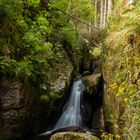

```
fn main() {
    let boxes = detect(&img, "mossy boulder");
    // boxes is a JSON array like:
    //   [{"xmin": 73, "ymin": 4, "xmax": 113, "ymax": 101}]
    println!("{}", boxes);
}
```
[
  {"xmin": 82, "ymin": 73, "xmax": 102, "ymax": 94},
  {"xmin": 50, "ymin": 132, "xmax": 99, "ymax": 140}
]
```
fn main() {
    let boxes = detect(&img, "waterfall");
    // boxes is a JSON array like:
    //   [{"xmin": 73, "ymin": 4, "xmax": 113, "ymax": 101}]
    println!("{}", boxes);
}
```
[
  {"xmin": 55, "ymin": 80, "xmax": 85, "ymax": 129},
  {"xmin": 39, "ymin": 80, "xmax": 85, "ymax": 136}
]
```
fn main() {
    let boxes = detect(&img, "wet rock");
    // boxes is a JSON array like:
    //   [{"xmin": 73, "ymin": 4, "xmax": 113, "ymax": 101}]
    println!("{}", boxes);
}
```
[
  {"xmin": 40, "ymin": 126, "xmax": 86, "ymax": 137},
  {"xmin": 91, "ymin": 106, "xmax": 105, "ymax": 134},
  {"xmin": 50, "ymin": 132, "xmax": 99, "ymax": 140}
]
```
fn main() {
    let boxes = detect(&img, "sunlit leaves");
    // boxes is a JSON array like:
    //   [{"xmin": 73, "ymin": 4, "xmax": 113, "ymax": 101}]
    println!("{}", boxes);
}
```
[
  {"xmin": 49, "ymin": 0, "xmax": 94, "ymax": 29},
  {"xmin": 35, "ymin": 42, "xmax": 53, "ymax": 52},
  {"xmin": 26, "ymin": 0, "xmax": 40, "ymax": 7},
  {"xmin": 90, "ymin": 46, "xmax": 102, "ymax": 58},
  {"xmin": 37, "ymin": 15, "xmax": 52, "ymax": 35},
  {"xmin": 110, "ymin": 83, "xmax": 118, "ymax": 89},
  {"xmin": 17, "ymin": 61, "xmax": 33, "ymax": 77},
  {"xmin": 37, "ymin": 16, "xmax": 49, "ymax": 26}
]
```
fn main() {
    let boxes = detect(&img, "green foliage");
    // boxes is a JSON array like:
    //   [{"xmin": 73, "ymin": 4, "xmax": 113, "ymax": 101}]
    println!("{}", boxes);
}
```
[
  {"xmin": 86, "ymin": 29, "xmax": 106, "ymax": 59},
  {"xmin": 26, "ymin": 0, "xmax": 40, "ymax": 7},
  {"xmin": 0, "ymin": 0, "xmax": 54, "ymax": 105},
  {"xmin": 90, "ymin": 45, "xmax": 102, "ymax": 58},
  {"xmin": 59, "ymin": 26, "xmax": 78, "ymax": 49},
  {"xmin": 0, "ymin": 0, "xmax": 22, "ymax": 18},
  {"xmin": 16, "ymin": 17, "xmax": 29, "ymax": 32},
  {"xmin": 48, "ymin": 0, "xmax": 93, "ymax": 30},
  {"xmin": 0, "ymin": 0, "xmax": 94, "ymax": 107},
  {"xmin": 0, "ymin": 57, "xmax": 17, "ymax": 77},
  {"xmin": 40, "ymin": 95, "xmax": 49, "ymax": 103}
]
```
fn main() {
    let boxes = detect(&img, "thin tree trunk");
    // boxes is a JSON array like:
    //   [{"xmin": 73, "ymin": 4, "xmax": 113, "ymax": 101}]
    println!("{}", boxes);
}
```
[
  {"xmin": 103, "ymin": 0, "xmax": 107, "ymax": 27},
  {"xmin": 108, "ymin": 0, "xmax": 112, "ymax": 15},
  {"xmin": 94, "ymin": 0, "xmax": 98, "ymax": 27},
  {"xmin": 100, "ymin": 0, "xmax": 104, "ymax": 28}
]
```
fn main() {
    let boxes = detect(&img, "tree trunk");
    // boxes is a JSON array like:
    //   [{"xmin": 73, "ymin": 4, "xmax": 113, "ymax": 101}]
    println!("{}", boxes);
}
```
[
  {"xmin": 100, "ymin": 0, "xmax": 104, "ymax": 28},
  {"xmin": 103, "ymin": 0, "xmax": 107, "ymax": 27},
  {"xmin": 40, "ymin": 0, "xmax": 49, "ymax": 7},
  {"xmin": 108, "ymin": 0, "xmax": 112, "ymax": 16},
  {"xmin": 94, "ymin": 0, "xmax": 98, "ymax": 27}
]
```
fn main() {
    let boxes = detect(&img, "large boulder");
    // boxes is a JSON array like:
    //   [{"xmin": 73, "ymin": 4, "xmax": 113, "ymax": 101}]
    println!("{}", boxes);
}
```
[
  {"xmin": 82, "ymin": 73, "xmax": 102, "ymax": 94},
  {"xmin": 50, "ymin": 132, "xmax": 99, "ymax": 140}
]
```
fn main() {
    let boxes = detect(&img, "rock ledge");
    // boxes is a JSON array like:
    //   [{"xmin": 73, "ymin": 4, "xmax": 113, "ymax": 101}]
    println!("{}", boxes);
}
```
[{"xmin": 50, "ymin": 132, "xmax": 99, "ymax": 140}]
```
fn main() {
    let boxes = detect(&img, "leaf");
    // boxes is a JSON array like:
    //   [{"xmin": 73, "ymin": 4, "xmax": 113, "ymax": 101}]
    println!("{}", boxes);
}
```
[{"xmin": 40, "ymin": 95, "xmax": 49, "ymax": 103}]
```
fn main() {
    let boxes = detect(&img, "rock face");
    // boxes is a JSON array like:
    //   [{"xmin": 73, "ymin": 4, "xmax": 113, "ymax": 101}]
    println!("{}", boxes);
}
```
[
  {"xmin": 0, "ymin": 79, "xmax": 25, "ymax": 139},
  {"xmin": 0, "ymin": 55, "xmax": 74, "ymax": 139},
  {"xmin": 91, "ymin": 106, "xmax": 105, "ymax": 134},
  {"xmin": 50, "ymin": 132, "xmax": 99, "ymax": 140},
  {"xmin": 81, "ymin": 73, "xmax": 104, "ymax": 135}
]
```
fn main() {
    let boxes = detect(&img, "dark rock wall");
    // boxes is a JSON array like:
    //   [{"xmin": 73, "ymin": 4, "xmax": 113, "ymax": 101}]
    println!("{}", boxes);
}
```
[
  {"xmin": 81, "ymin": 73, "xmax": 105, "ymax": 134},
  {"xmin": 0, "ymin": 79, "xmax": 27, "ymax": 139}
]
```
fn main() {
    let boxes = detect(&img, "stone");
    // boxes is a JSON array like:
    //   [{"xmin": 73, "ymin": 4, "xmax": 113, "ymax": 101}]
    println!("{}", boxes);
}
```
[
  {"xmin": 52, "ymin": 126, "xmax": 86, "ymax": 134},
  {"xmin": 50, "ymin": 132, "xmax": 99, "ymax": 140},
  {"xmin": 0, "ymin": 79, "xmax": 25, "ymax": 139},
  {"xmin": 0, "ymin": 81, "xmax": 23, "ymax": 110},
  {"xmin": 82, "ymin": 73, "xmax": 102, "ymax": 94},
  {"xmin": 91, "ymin": 106, "xmax": 105, "ymax": 134}
]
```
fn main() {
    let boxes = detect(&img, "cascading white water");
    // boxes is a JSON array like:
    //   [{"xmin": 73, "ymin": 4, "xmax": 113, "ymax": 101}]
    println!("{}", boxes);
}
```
[
  {"xmin": 55, "ymin": 80, "xmax": 85, "ymax": 129},
  {"xmin": 40, "ymin": 80, "xmax": 85, "ymax": 136}
]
